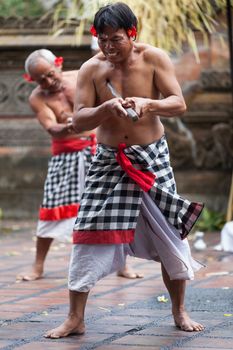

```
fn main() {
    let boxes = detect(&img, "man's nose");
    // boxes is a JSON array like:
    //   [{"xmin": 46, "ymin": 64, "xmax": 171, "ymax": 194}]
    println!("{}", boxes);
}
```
[
  {"xmin": 45, "ymin": 77, "xmax": 53, "ymax": 86},
  {"xmin": 105, "ymin": 40, "xmax": 114, "ymax": 49}
]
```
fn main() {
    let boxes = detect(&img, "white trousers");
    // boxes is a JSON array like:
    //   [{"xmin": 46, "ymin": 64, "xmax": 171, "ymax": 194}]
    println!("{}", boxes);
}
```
[{"xmin": 68, "ymin": 192, "xmax": 204, "ymax": 292}]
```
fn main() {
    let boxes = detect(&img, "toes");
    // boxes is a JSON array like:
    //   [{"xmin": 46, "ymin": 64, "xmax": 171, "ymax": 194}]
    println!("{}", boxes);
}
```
[
  {"xmin": 16, "ymin": 273, "xmax": 42, "ymax": 281},
  {"xmin": 175, "ymin": 320, "xmax": 204, "ymax": 332},
  {"xmin": 44, "ymin": 333, "xmax": 51, "ymax": 338},
  {"xmin": 184, "ymin": 324, "xmax": 204, "ymax": 332},
  {"xmin": 44, "ymin": 331, "xmax": 61, "ymax": 339},
  {"xmin": 117, "ymin": 272, "xmax": 144, "ymax": 279},
  {"xmin": 22, "ymin": 276, "xmax": 33, "ymax": 281},
  {"xmin": 193, "ymin": 324, "xmax": 205, "ymax": 332}
]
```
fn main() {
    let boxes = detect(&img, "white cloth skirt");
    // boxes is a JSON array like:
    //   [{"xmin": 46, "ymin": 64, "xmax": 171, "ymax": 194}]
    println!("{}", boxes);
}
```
[
  {"xmin": 68, "ymin": 192, "xmax": 204, "ymax": 292},
  {"xmin": 36, "ymin": 217, "xmax": 76, "ymax": 243}
]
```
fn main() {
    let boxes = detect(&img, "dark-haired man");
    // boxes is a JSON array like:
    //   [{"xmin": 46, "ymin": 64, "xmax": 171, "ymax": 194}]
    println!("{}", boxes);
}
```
[{"xmin": 45, "ymin": 2, "xmax": 204, "ymax": 338}]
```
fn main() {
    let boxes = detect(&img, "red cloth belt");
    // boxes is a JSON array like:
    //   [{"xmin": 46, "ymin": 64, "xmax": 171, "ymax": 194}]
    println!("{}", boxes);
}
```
[
  {"xmin": 73, "ymin": 229, "xmax": 134, "ymax": 244},
  {"xmin": 116, "ymin": 143, "xmax": 156, "ymax": 192},
  {"xmin": 52, "ymin": 134, "xmax": 96, "ymax": 156}
]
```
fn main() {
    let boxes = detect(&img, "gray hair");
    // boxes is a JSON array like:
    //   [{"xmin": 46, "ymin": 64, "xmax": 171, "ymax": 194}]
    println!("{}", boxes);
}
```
[{"xmin": 25, "ymin": 49, "xmax": 56, "ymax": 74}]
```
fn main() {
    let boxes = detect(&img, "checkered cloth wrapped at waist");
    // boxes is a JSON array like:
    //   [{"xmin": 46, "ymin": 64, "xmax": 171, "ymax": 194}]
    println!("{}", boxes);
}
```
[
  {"xmin": 73, "ymin": 135, "xmax": 204, "ymax": 243},
  {"xmin": 39, "ymin": 135, "xmax": 96, "ymax": 221}
]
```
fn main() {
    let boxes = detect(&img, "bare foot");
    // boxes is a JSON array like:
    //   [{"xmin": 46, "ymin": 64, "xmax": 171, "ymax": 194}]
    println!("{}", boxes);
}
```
[
  {"xmin": 16, "ymin": 264, "xmax": 43, "ymax": 281},
  {"xmin": 44, "ymin": 317, "xmax": 85, "ymax": 339},
  {"xmin": 117, "ymin": 267, "xmax": 144, "ymax": 279},
  {"xmin": 173, "ymin": 311, "xmax": 204, "ymax": 332}
]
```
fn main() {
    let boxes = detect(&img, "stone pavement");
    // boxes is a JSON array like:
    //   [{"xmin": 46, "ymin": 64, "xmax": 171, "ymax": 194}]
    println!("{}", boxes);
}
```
[{"xmin": 0, "ymin": 221, "xmax": 233, "ymax": 350}]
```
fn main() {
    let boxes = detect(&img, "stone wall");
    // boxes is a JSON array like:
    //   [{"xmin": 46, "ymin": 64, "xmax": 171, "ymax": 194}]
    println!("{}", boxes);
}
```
[{"xmin": 163, "ymin": 70, "xmax": 232, "ymax": 212}]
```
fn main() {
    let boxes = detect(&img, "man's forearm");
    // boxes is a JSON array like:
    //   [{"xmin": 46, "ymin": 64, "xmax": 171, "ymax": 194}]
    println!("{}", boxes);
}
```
[
  {"xmin": 145, "ymin": 95, "xmax": 186, "ymax": 117},
  {"xmin": 72, "ymin": 105, "xmax": 109, "ymax": 133},
  {"xmin": 47, "ymin": 124, "xmax": 71, "ymax": 138}
]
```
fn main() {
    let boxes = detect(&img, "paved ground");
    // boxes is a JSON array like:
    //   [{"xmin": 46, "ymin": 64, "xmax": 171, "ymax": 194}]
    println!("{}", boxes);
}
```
[{"xmin": 0, "ymin": 220, "xmax": 233, "ymax": 350}]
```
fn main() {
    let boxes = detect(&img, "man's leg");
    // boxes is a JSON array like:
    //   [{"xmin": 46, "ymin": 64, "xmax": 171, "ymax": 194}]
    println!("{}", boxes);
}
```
[
  {"xmin": 45, "ymin": 290, "xmax": 89, "ymax": 338},
  {"xmin": 161, "ymin": 264, "xmax": 204, "ymax": 331},
  {"xmin": 17, "ymin": 237, "xmax": 53, "ymax": 281}
]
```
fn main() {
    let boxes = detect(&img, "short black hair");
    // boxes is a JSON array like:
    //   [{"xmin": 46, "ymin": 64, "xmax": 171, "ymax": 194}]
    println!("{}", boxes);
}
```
[{"xmin": 93, "ymin": 2, "xmax": 137, "ymax": 34}]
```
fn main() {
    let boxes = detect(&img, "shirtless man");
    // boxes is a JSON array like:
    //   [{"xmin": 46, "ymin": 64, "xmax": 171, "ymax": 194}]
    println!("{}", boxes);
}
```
[
  {"xmin": 17, "ymin": 49, "xmax": 95, "ymax": 281},
  {"xmin": 17, "ymin": 48, "xmax": 138, "ymax": 281},
  {"xmin": 45, "ymin": 2, "xmax": 204, "ymax": 338}
]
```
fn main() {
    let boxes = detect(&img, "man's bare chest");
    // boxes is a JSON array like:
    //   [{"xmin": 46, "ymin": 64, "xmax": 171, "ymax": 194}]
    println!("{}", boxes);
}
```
[
  {"xmin": 46, "ymin": 91, "xmax": 73, "ymax": 110},
  {"xmin": 97, "ymin": 65, "xmax": 154, "ymax": 100}
]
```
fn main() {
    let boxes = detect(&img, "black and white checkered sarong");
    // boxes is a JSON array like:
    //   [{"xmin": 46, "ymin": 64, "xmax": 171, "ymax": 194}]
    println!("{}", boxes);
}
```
[
  {"xmin": 73, "ymin": 135, "xmax": 203, "ymax": 243},
  {"xmin": 41, "ymin": 147, "xmax": 93, "ymax": 209}
]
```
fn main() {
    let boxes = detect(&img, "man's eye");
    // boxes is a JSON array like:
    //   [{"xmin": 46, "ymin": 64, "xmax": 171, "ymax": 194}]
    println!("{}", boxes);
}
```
[{"xmin": 112, "ymin": 38, "xmax": 123, "ymax": 43}]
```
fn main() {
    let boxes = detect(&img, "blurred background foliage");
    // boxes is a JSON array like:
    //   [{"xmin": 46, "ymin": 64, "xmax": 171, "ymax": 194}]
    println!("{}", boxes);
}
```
[
  {"xmin": 0, "ymin": 0, "xmax": 230, "ymax": 59},
  {"xmin": 49, "ymin": 0, "xmax": 229, "ymax": 58},
  {"xmin": 0, "ymin": 0, "xmax": 46, "ymax": 17},
  {"xmin": 195, "ymin": 207, "xmax": 226, "ymax": 232}
]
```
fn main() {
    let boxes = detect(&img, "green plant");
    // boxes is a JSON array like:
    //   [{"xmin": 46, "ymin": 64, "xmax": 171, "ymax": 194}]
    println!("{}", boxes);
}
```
[
  {"xmin": 195, "ymin": 207, "xmax": 226, "ymax": 232},
  {"xmin": 0, "ymin": 0, "xmax": 46, "ymax": 18}
]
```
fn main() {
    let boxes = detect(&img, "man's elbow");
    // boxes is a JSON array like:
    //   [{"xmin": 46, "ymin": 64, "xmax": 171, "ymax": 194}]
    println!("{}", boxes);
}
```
[
  {"xmin": 72, "ymin": 120, "xmax": 86, "ymax": 134},
  {"xmin": 178, "ymin": 99, "xmax": 187, "ymax": 115},
  {"xmin": 72, "ymin": 113, "xmax": 85, "ymax": 133}
]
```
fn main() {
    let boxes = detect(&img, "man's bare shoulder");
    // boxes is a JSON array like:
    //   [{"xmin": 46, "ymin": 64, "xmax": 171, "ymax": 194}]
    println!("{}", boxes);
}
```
[
  {"xmin": 29, "ymin": 85, "xmax": 52, "ymax": 113},
  {"xmin": 63, "ymin": 70, "xmax": 79, "ymax": 79},
  {"xmin": 29, "ymin": 86, "xmax": 44, "ymax": 105},
  {"xmin": 136, "ymin": 43, "xmax": 170, "ymax": 64},
  {"xmin": 62, "ymin": 70, "xmax": 79, "ymax": 86},
  {"xmin": 79, "ymin": 54, "xmax": 106, "ymax": 75}
]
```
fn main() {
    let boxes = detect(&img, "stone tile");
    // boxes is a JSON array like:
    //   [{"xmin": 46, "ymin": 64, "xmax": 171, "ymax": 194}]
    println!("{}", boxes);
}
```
[
  {"xmin": 94, "ymin": 315, "xmax": 154, "ymax": 327},
  {"xmin": 137, "ymin": 325, "xmax": 195, "ymax": 338},
  {"xmin": 1, "ymin": 222, "xmax": 233, "ymax": 350},
  {"xmin": 197, "ymin": 275, "xmax": 233, "ymax": 288},
  {"xmin": 0, "ymin": 322, "xmax": 50, "ymax": 340},
  {"xmin": 186, "ymin": 337, "xmax": 233, "ymax": 348},
  {"xmin": 112, "ymin": 334, "xmax": 180, "ymax": 347},
  {"xmin": 0, "ymin": 340, "xmax": 14, "ymax": 347},
  {"xmin": 17, "ymin": 342, "xmax": 84, "ymax": 350},
  {"xmin": 209, "ymin": 327, "xmax": 233, "ymax": 338},
  {"xmin": 100, "ymin": 346, "xmax": 160, "ymax": 350}
]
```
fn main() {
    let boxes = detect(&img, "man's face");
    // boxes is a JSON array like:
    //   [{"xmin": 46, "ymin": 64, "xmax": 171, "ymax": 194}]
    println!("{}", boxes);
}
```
[
  {"xmin": 98, "ymin": 27, "xmax": 132, "ymax": 63},
  {"xmin": 30, "ymin": 59, "xmax": 62, "ymax": 93}
]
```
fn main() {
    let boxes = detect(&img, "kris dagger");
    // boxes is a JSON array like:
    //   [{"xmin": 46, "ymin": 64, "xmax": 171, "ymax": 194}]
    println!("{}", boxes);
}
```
[{"xmin": 106, "ymin": 79, "xmax": 139, "ymax": 122}]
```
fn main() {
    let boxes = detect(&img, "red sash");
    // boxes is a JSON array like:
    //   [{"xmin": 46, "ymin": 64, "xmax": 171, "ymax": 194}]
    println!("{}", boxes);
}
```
[
  {"xmin": 116, "ymin": 143, "xmax": 156, "ymax": 192},
  {"xmin": 52, "ymin": 134, "xmax": 96, "ymax": 156}
]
